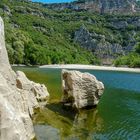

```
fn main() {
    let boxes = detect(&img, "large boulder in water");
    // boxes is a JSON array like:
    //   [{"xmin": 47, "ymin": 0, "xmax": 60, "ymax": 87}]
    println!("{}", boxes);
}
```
[
  {"xmin": 0, "ymin": 16, "xmax": 49, "ymax": 140},
  {"xmin": 61, "ymin": 69, "xmax": 104, "ymax": 109},
  {"xmin": 16, "ymin": 71, "xmax": 49, "ymax": 115}
]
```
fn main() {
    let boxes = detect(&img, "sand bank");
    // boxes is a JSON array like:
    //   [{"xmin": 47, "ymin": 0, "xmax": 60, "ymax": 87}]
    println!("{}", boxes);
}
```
[{"xmin": 40, "ymin": 64, "xmax": 140, "ymax": 73}]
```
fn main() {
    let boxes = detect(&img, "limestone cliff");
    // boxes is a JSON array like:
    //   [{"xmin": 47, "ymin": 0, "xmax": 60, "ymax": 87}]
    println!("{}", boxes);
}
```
[
  {"xmin": 0, "ymin": 17, "xmax": 49, "ymax": 140},
  {"xmin": 74, "ymin": 25, "xmax": 125, "ymax": 65},
  {"xmin": 44, "ymin": 0, "xmax": 138, "ymax": 14}
]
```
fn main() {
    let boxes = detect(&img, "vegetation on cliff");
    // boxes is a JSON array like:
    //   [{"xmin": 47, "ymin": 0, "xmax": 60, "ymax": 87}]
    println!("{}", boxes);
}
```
[
  {"xmin": 0, "ymin": 0, "xmax": 140, "ymax": 67},
  {"xmin": 0, "ymin": 0, "xmax": 99, "ymax": 65}
]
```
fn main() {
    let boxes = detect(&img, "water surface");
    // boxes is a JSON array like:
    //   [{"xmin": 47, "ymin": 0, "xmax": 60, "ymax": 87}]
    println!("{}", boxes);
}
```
[{"xmin": 13, "ymin": 67, "xmax": 140, "ymax": 140}]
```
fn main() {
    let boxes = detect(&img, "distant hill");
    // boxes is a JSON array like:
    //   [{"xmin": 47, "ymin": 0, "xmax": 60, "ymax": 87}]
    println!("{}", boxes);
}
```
[
  {"xmin": 44, "ymin": 0, "xmax": 139, "ymax": 14},
  {"xmin": 0, "ymin": 0, "xmax": 140, "ymax": 67}
]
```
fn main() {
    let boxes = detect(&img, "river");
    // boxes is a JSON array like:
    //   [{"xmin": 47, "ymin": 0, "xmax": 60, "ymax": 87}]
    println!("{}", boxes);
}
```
[{"xmin": 13, "ymin": 67, "xmax": 140, "ymax": 140}]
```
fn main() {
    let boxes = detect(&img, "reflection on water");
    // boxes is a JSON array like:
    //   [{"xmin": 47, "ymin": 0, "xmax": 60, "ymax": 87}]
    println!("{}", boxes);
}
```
[
  {"xmin": 13, "ymin": 67, "xmax": 140, "ymax": 140},
  {"xmin": 34, "ymin": 104, "xmax": 104, "ymax": 140},
  {"xmin": 69, "ymin": 109, "xmax": 104, "ymax": 140}
]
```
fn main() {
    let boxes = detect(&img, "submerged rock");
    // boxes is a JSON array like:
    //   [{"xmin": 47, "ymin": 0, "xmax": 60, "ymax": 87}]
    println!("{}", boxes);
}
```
[
  {"xmin": 0, "ymin": 16, "xmax": 49, "ymax": 140},
  {"xmin": 61, "ymin": 69, "xmax": 104, "ymax": 109}
]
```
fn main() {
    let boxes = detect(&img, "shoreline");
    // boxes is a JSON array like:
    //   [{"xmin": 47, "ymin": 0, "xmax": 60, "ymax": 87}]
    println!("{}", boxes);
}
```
[{"xmin": 39, "ymin": 64, "xmax": 140, "ymax": 73}]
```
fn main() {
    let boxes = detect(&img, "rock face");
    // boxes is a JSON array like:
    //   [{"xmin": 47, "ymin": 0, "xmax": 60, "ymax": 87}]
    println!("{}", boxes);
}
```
[
  {"xmin": 16, "ymin": 71, "xmax": 49, "ymax": 115},
  {"xmin": 44, "ymin": 0, "xmax": 138, "ymax": 14},
  {"xmin": 0, "ymin": 17, "xmax": 49, "ymax": 140},
  {"xmin": 61, "ymin": 69, "xmax": 104, "ymax": 109},
  {"xmin": 74, "ymin": 25, "xmax": 97, "ymax": 52},
  {"xmin": 74, "ymin": 25, "xmax": 125, "ymax": 65},
  {"xmin": 3, "ymin": 4, "xmax": 11, "ymax": 16}
]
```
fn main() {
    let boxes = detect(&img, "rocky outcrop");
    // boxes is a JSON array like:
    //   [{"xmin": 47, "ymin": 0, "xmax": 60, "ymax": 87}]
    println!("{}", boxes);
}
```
[
  {"xmin": 14, "ymin": 6, "xmax": 44, "ymax": 17},
  {"xmin": 74, "ymin": 25, "xmax": 98, "ymax": 52},
  {"xmin": 2, "ymin": 4, "xmax": 11, "ymax": 16},
  {"xmin": 95, "ymin": 40, "xmax": 124, "ymax": 65},
  {"xmin": 0, "ymin": 17, "xmax": 49, "ymax": 140},
  {"xmin": 44, "ymin": 0, "xmax": 138, "ymax": 14},
  {"xmin": 61, "ymin": 69, "xmax": 104, "ymax": 109},
  {"xmin": 0, "ymin": 73, "xmax": 35, "ymax": 140},
  {"xmin": 99, "ymin": 0, "xmax": 136, "ymax": 14},
  {"xmin": 74, "ymin": 25, "xmax": 125, "ymax": 65},
  {"xmin": 16, "ymin": 71, "xmax": 49, "ymax": 115}
]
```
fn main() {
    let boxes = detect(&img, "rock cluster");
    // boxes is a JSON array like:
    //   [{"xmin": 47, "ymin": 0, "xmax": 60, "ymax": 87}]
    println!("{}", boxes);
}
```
[
  {"xmin": 61, "ymin": 69, "xmax": 104, "ymax": 109},
  {"xmin": 0, "ymin": 17, "xmax": 49, "ymax": 140}
]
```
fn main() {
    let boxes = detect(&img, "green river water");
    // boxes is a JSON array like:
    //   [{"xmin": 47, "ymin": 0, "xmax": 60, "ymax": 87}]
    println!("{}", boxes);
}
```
[{"xmin": 13, "ymin": 67, "xmax": 140, "ymax": 140}]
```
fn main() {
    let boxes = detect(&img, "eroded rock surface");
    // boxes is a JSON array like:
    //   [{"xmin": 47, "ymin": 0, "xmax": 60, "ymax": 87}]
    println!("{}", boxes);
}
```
[
  {"xmin": 74, "ymin": 25, "xmax": 125, "ymax": 65},
  {"xmin": 44, "ymin": 0, "xmax": 137, "ymax": 14},
  {"xmin": 61, "ymin": 69, "xmax": 104, "ymax": 109},
  {"xmin": 0, "ymin": 17, "xmax": 49, "ymax": 140},
  {"xmin": 16, "ymin": 71, "xmax": 49, "ymax": 115}
]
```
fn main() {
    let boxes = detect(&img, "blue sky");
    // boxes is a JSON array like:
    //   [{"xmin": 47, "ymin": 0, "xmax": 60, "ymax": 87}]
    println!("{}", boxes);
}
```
[{"xmin": 32, "ymin": 0, "xmax": 75, "ymax": 3}]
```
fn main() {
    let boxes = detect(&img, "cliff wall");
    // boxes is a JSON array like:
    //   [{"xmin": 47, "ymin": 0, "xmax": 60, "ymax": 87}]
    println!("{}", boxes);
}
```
[{"xmin": 0, "ymin": 17, "xmax": 49, "ymax": 140}]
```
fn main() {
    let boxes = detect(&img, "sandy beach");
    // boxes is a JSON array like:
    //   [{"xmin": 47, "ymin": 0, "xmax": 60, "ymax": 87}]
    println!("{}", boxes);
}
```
[{"xmin": 39, "ymin": 64, "xmax": 140, "ymax": 73}]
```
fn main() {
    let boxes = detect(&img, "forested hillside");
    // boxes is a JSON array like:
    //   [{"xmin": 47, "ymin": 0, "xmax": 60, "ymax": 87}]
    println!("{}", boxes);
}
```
[
  {"xmin": 0, "ymin": 0, "xmax": 140, "ymax": 67},
  {"xmin": 0, "ymin": 0, "xmax": 99, "ymax": 65}
]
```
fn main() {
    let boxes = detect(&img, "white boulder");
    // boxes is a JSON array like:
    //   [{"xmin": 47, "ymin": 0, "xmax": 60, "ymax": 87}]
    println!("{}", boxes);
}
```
[{"xmin": 61, "ymin": 69, "xmax": 104, "ymax": 109}]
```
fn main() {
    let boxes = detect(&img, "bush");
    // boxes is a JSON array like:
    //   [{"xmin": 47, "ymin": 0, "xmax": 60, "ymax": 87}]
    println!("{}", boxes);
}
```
[{"xmin": 114, "ymin": 53, "xmax": 140, "ymax": 68}]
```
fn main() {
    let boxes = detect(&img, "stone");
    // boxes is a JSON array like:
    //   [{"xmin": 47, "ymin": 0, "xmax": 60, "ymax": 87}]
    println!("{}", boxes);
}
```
[
  {"xmin": 61, "ymin": 69, "xmax": 104, "ymax": 109},
  {"xmin": 0, "ymin": 73, "xmax": 35, "ymax": 140},
  {"xmin": 16, "ymin": 71, "xmax": 49, "ymax": 115},
  {"xmin": 0, "ymin": 16, "xmax": 49, "ymax": 140}
]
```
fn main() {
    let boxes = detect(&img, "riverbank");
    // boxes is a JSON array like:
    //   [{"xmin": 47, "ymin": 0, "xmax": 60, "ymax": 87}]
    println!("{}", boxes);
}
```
[{"xmin": 40, "ymin": 64, "xmax": 140, "ymax": 73}]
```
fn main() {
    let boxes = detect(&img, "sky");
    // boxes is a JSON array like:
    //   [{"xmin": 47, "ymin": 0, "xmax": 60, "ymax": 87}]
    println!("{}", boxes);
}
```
[
  {"xmin": 32, "ymin": 0, "xmax": 140, "ymax": 4},
  {"xmin": 32, "ymin": 0, "xmax": 75, "ymax": 3}
]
